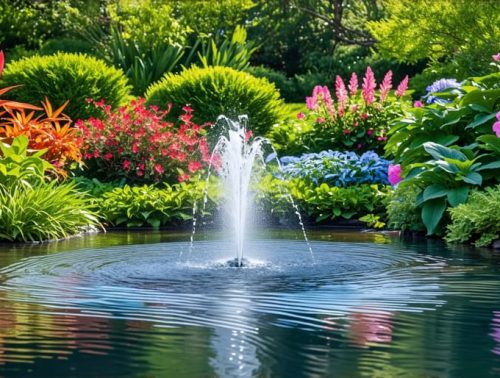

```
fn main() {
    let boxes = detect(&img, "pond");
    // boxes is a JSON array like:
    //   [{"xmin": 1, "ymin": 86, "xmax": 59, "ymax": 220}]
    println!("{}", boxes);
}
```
[{"xmin": 0, "ymin": 230, "xmax": 499, "ymax": 377}]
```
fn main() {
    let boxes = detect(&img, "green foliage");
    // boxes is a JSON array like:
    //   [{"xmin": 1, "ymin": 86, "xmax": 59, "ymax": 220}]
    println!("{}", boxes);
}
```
[
  {"xmin": 255, "ymin": 175, "xmax": 391, "ymax": 223},
  {"xmin": 247, "ymin": 66, "xmax": 300, "ymax": 102},
  {"xmin": 446, "ymin": 186, "xmax": 500, "ymax": 247},
  {"xmin": 97, "ymin": 180, "xmax": 219, "ymax": 229},
  {"xmin": 0, "ymin": 136, "xmax": 55, "ymax": 188},
  {"xmin": 367, "ymin": 0, "xmax": 500, "ymax": 78},
  {"xmin": 99, "ymin": 26, "xmax": 186, "ymax": 96},
  {"xmin": 0, "ymin": 180, "xmax": 100, "ymax": 242},
  {"xmin": 39, "ymin": 38, "xmax": 96, "ymax": 56},
  {"xmin": 198, "ymin": 25, "xmax": 257, "ymax": 71},
  {"xmin": 386, "ymin": 184, "xmax": 425, "ymax": 232},
  {"xmin": 359, "ymin": 214, "xmax": 386, "ymax": 229},
  {"xmin": 145, "ymin": 66, "xmax": 284, "ymax": 136},
  {"xmin": 1, "ymin": 53, "xmax": 131, "ymax": 121},
  {"xmin": 107, "ymin": 0, "xmax": 187, "ymax": 48},
  {"xmin": 387, "ymin": 72, "xmax": 500, "ymax": 235},
  {"xmin": 71, "ymin": 177, "xmax": 125, "ymax": 198}
]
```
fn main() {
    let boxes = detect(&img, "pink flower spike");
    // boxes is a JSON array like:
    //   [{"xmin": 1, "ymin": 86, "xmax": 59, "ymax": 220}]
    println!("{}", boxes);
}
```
[
  {"xmin": 348, "ymin": 73, "xmax": 358, "ymax": 96},
  {"xmin": 306, "ymin": 96, "xmax": 317, "ymax": 110},
  {"xmin": 414, "ymin": 100, "xmax": 424, "ymax": 107},
  {"xmin": 379, "ymin": 70, "xmax": 393, "ymax": 102},
  {"xmin": 316, "ymin": 117, "xmax": 326, "ymax": 124},
  {"xmin": 362, "ymin": 66, "xmax": 376, "ymax": 104},
  {"xmin": 493, "ymin": 111, "xmax": 500, "ymax": 137},
  {"xmin": 297, "ymin": 112, "xmax": 305, "ymax": 120},
  {"xmin": 395, "ymin": 75, "xmax": 409, "ymax": 97},
  {"xmin": 335, "ymin": 75, "xmax": 348, "ymax": 104},
  {"xmin": 0, "ymin": 50, "xmax": 4, "ymax": 79},
  {"xmin": 388, "ymin": 164, "xmax": 402, "ymax": 186},
  {"xmin": 493, "ymin": 53, "xmax": 500, "ymax": 62}
]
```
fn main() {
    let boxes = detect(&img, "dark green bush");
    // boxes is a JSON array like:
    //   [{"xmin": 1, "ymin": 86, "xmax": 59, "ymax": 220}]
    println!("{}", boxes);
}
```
[
  {"xmin": 446, "ymin": 186, "xmax": 500, "ymax": 247},
  {"xmin": 39, "ymin": 38, "xmax": 96, "ymax": 56},
  {"xmin": 1, "ymin": 53, "xmax": 131, "ymax": 120},
  {"xmin": 247, "ymin": 66, "xmax": 299, "ymax": 102},
  {"xmin": 145, "ymin": 65, "xmax": 284, "ymax": 136},
  {"xmin": 386, "ymin": 185, "xmax": 425, "ymax": 232}
]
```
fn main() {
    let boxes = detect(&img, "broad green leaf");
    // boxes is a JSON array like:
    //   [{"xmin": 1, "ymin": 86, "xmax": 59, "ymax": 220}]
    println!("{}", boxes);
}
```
[
  {"xmin": 424, "ymin": 142, "xmax": 467, "ymax": 161},
  {"xmin": 423, "ymin": 184, "xmax": 448, "ymax": 201},
  {"xmin": 422, "ymin": 198, "xmax": 447, "ymax": 235},
  {"xmin": 477, "ymin": 161, "xmax": 500, "ymax": 171},
  {"xmin": 447, "ymin": 187, "xmax": 469, "ymax": 206},
  {"xmin": 465, "ymin": 112, "xmax": 497, "ymax": 129},
  {"xmin": 462, "ymin": 172, "xmax": 482, "ymax": 185}
]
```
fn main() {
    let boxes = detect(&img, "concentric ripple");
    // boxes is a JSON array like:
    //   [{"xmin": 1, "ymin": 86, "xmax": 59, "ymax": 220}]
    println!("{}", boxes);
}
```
[{"xmin": 1, "ymin": 238, "xmax": 499, "ymax": 377}]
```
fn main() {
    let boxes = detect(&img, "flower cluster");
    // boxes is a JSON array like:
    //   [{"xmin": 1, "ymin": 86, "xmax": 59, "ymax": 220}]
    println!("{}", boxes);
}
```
[
  {"xmin": 300, "ymin": 66, "xmax": 410, "ymax": 153},
  {"xmin": 77, "ymin": 98, "xmax": 211, "ymax": 183},
  {"xmin": 423, "ymin": 78, "xmax": 462, "ymax": 104},
  {"xmin": 279, "ymin": 150, "xmax": 392, "ymax": 187}
]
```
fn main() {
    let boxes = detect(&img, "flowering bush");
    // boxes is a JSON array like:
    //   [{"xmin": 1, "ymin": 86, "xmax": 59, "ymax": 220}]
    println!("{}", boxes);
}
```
[
  {"xmin": 279, "ymin": 150, "xmax": 391, "ymax": 187},
  {"xmin": 77, "ymin": 98, "xmax": 211, "ymax": 184},
  {"xmin": 297, "ymin": 66, "xmax": 410, "ymax": 153}
]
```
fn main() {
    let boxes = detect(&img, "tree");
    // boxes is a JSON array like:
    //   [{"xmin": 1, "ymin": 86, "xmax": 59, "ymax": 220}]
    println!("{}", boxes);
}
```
[{"xmin": 367, "ymin": 0, "xmax": 500, "ymax": 77}]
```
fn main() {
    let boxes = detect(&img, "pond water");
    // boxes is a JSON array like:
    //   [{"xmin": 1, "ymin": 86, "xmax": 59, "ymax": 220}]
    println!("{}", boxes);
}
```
[{"xmin": 0, "ymin": 230, "xmax": 499, "ymax": 377}]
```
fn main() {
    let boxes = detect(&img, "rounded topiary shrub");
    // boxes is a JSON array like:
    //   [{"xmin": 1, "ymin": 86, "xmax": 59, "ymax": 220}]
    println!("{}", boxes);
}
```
[
  {"xmin": 1, "ymin": 53, "xmax": 131, "ymax": 120},
  {"xmin": 145, "ymin": 66, "xmax": 284, "ymax": 136}
]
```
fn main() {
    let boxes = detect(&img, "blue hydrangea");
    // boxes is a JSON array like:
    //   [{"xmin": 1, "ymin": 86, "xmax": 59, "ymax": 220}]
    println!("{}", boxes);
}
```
[
  {"xmin": 279, "ymin": 150, "xmax": 391, "ymax": 187},
  {"xmin": 424, "ymin": 78, "xmax": 462, "ymax": 104}
]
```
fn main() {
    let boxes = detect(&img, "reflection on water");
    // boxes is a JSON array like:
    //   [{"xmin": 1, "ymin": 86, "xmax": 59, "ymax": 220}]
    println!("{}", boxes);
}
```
[{"xmin": 0, "ymin": 230, "xmax": 499, "ymax": 377}]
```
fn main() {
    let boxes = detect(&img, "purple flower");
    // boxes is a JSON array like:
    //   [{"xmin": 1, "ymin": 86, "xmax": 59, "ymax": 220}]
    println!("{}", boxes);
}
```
[
  {"xmin": 493, "ymin": 112, "xmax": 500, "ymax": 137},
  {"xmin": 414, "ymin": 100, "xmax": 424, "ymax": 107},
  {"xmin": 388, "ymin": 164, "xmax": 402, "ymax": 186},
  {"xmin": 424, "ymin": 78, "xmax": 462, "ymax": 104},
  {"xmin": 493, "ymin": 53, "xmax": 500, "ymax": 62}
]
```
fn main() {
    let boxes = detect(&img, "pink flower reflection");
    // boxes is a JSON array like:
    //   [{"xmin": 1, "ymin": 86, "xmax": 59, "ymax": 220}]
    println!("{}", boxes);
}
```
[
  {"xmin": 349, "ymin": 311, "xmax": 393, "ymax": 347},
  {"xmin": 491, "ymin": 311, "xmax": 500, "ymax": 355}
]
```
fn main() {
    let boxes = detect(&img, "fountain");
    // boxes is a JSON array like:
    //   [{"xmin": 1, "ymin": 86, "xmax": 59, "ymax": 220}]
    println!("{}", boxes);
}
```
[{"xmin": 190, "ymin": 115, "xmax": 312, "ymax": 267}]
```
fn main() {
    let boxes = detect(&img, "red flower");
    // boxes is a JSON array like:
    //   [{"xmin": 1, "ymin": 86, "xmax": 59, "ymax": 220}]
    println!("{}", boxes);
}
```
[
  {"xmin": 0, "ymin": 50, "xmax": 5, "ymax": 79},
  {"xmin": 104, "ymin": 152, "xmax": 113, "ymax": 161},
  {"xmin": 178, "ymin": 173, "xmax": 190, "ymax": 182},
  {"xmin": 123, "ymin": 160, "xmax": 131, "ymax": 170},
  {"xmin": 154, "ymin": 164, "xmax": 164, "ymax": 175},
  {"xmin": 188, "ymin": 161, "xmax": 202, "ymax": 173}
]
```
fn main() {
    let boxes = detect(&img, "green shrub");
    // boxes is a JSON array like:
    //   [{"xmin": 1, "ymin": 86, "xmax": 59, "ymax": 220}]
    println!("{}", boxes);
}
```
[
  {"xmin": 247, "ymin": 66, "xmax": 299, "ymax": 102},
  {"xmin": 97, "ymin": 180, "xmax": 220, "ymax": 229},
  {"xmin": 39, "ymin": 38, "xmax": 96, "ymax": 56},
  {"xmin": 0, "ymin": 181, "xmax": 100, "ymax": 242},
  {"xmin": 1, "ymin": 53, "xmax": 131, "ymax": 120},
  {"xmin": 386, "ymin": 185, "xmax": 425, "ymax": 232},
  {"xmin": 446, "ymin": 186, "xmax": 500, "ymax": 247},
  {"xmin": 255, "ymin": 175, "xmax": 391, "ymax": 224},
  {"xmin": 145, "ymin": 66, "xmax": 284, "ymax": 136}
]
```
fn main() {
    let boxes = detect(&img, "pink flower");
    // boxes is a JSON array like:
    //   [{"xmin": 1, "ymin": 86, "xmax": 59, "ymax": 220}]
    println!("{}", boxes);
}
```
[
  {"xmin": 245, "ymin": 130, "xmax": 253, "ymax": 140},
  {"xmin": 182, "ymin": 105, "xmax": 193, "ymax": 113},
  {"xmin": 492, "ymin": 53, "xmax": 500, "ymax": 62},
  {"xmin": 395, "ymin": 75, "xmax": 409, "ymax": 97},
  {"xmin": 493, "ymin": 111, "xmax": 500, "ymax": 137},
  {"xmin": 388, "ymin": 164, "xmax": 402, "ymax": 186},
  {"xmin": 367, "ymin": 129, "xmax": 374, "ymax": 136},
  {"xmin": 104, "ymin": 152, "xmax": 113, "ymax": 161},
  {"xmin": 361, "ymin": 113, "xmax": 368, "ymax": 120},
  {"xmin": 188, "ymin": 161, "xmax": 202, "ymax": 173},
  {"xmin": 0, "ymin": 50, "xmax": 4, "ymax": 79},
  {"xmin": 379, "ymin": 70, "xmax": 392, "ymax": 102},
  {"xmin": 351, "ymin": 104, "xmax": 359, "ymax": 112},
  {"xmin": 316, "ymin": 117, "xmax": 326, "ymax": 124},
  {"xmin": 154, "ymin": 163, "xmax": 165, "ymax": 175},
  {"xmin": 178, "ymin": 173, "xmax": 190, "ymax": 182},
  {"xmin": 362, "ymin": 66, "xmax": 376, "ymax": 104},
  {"xmin": 297, "ymin": 112, "xmax": 305, "ymax": 120},
  {"xmin": 335, "ymin": 75, "xmax": 348, "ymax": 116},
  {"xmin": 414, "ymin": 100, "xmax": 424, "ymax": 107},
  {"xmin": 348, "ymin": 72, "xmax": 358, "ymax": 96},
  {"xmin": 306, "ymin": 96, "xmax": 317, "ymax": 110},
  {"xmin": 122, "ymin": 160, "xmax": 131, "ymax": 170}
]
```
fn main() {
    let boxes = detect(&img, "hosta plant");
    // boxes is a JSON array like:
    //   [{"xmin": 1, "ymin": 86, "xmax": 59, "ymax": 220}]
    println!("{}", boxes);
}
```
[
  {"xmin": 386, "ymin": 70, "xmax": 500, "ymax": 235},
  {"xmin": 77, "ymin": 98, "xmax": 211, "ymax": 184}
]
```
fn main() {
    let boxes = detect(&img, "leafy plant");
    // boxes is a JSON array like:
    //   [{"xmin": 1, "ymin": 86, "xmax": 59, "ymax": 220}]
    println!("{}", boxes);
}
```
[
  {"xmin": 279, "ymin": 150, "xmax": 391, "ymax": 187},
  {"xmin": 0, "ymin": 98, "xmax": 83, "ymax": 172},
  {"xmin": 446, "ymin": 185, "xmax": 500, "ymax": 247},
  {"xmin": 0, "ymin": 180, "xmax": 100, "ymax": 242},
  {"xmin": 386, "ymin": 71, "xmax": 500, "ymax": 235},
  {"xmin": 0, "ymin": 135, "xmax": 55, "ymax": 188},
  {"xmin": 197, "ymin": 25, "xmax": 257, "ymax": 71},
  {"xmin": 1, "ymin": 53, "xmax": 131, "ymax": 120},
  {"xmin": 386, "ymin": 184, "xmax": 425, "ymax": 232},
  {"xmin": 97, "ymin": 180, "xmax": 219, "ymax": 229},
  {"xmin": 76, "ymin": 98, "xmax": 211, "ymax": 184},
  {"xmin": 255, "ymin": 175, "xmax": 391, "ymax": 223},
  {"xmin": 145, "ymin": 65, "xmax": 284, "ymax": 136}
]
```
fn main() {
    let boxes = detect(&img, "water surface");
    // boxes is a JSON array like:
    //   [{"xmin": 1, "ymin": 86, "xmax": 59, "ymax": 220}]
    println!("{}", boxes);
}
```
[{"xmin": 0, "ymin": 230, "xmax": 499, "ymax": 377}]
